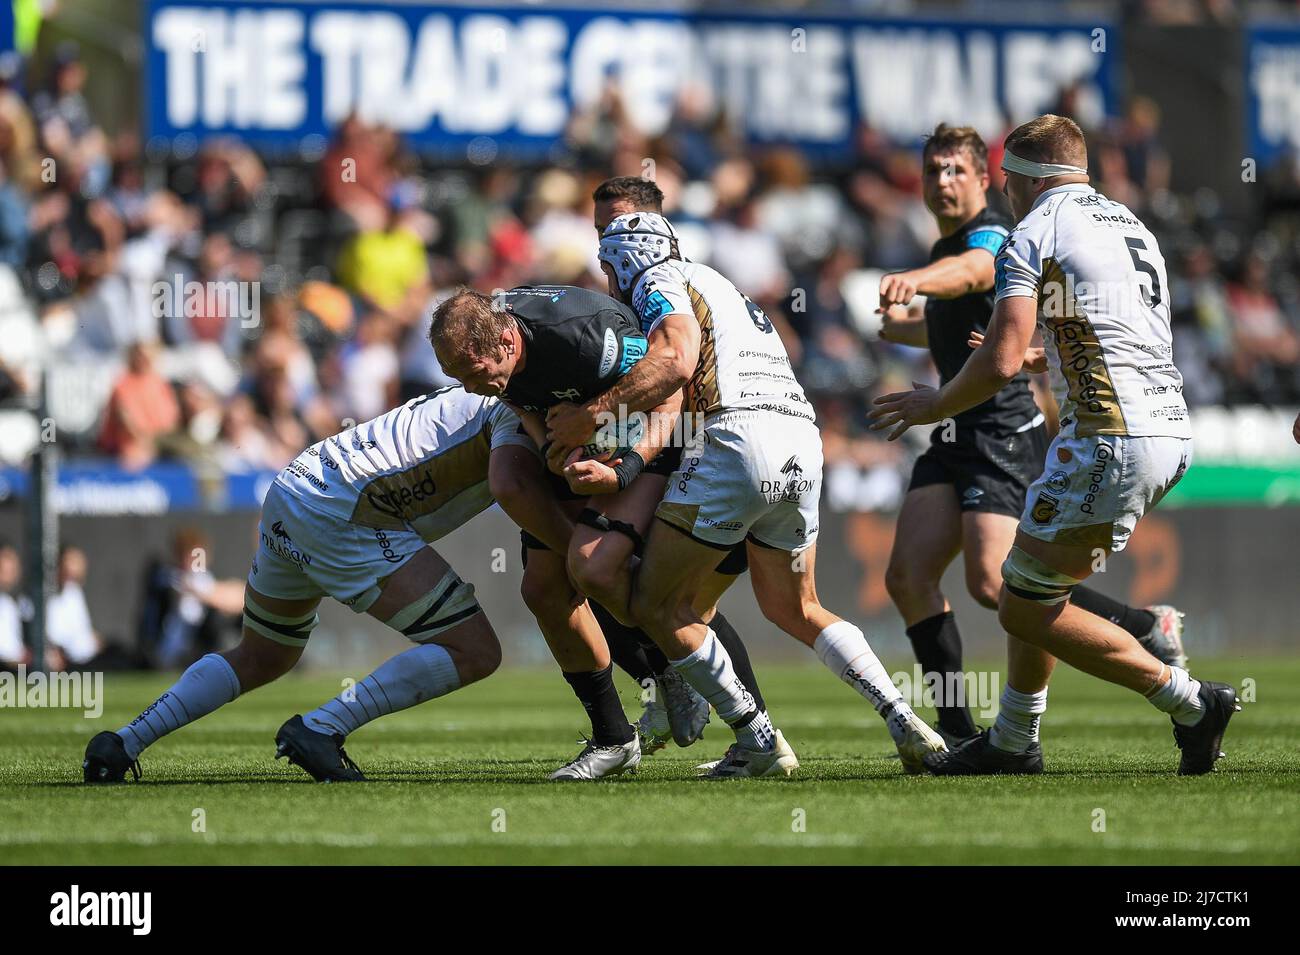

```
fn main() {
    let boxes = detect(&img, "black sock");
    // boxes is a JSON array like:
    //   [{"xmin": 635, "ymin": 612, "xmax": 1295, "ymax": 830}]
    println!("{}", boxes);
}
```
[
  {"xmin": 1071, "ymin": 585, "xmax": 1156, "ymax": 638},
  {"xmin": 905, "ymin": 611, "xmax": 975, "ymax": 738},
  {"xmin": 590, "ymin": 601, "xmax": 658, "ymax": 685},
  {"xmin": 562, "ymin": 664, "xmax": 633, "ymax": 746},
  {"xmin": 711, "ymin": 611, "xmax": 766, "ymax": 712}
]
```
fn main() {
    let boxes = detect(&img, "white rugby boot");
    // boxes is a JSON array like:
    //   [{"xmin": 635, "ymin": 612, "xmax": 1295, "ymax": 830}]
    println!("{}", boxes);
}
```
[
  {"xmin": 1138, "ymin": 605, "xmax": 1188, "ymax": 669},
  {"xmin": 635, "ymin": 693, "xmax": 673, "ymax": 755},
  {"xmin": 657, "ymin": 667, "xmax": 711, "ymax": 747},
  {"xmin": 549, "ymin": 736, "xmax": 641, "ymax": 781},
  {"xmin": 887, "ymin": 705, "xmax": 948, "ymax": 774},
  {"xmin": 700, "ymin": 729, "xmax": 799, "ymax": 779}
]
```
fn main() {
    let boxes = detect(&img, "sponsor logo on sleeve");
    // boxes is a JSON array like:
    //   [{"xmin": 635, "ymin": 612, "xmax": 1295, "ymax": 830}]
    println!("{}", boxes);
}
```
[
  {"xmin": 1030, "ymin": 492, "xmax": 1061, "ymax": 525},
  {"xmin": 598, "ymin": 328, "xmax": 619, "ymax": 378}
]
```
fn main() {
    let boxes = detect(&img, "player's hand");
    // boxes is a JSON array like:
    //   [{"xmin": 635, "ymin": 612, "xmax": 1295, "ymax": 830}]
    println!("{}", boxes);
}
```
[
  {"xmin": 968, "ymin": 330, "xmax": 1048, "ymax": 375},
  {"xmin": 546, "ymin": 441, "xmax": 572, "ymax": 476},
  {"xmin": 869, "ymin": 382, "xmax": 942, "ymax": 441},
  {"xmin": 878, "ymin": 272, "xmax": 918, "ymax": 312},
  {"xmin": 878, "ymin": 304, "xmax": 908, "ymax": 341},
  {"xmin": 563, "ymin": 452, "xmax": 620, "ymax": 495},
  {"xmin": 546, "ymin": 402, "xmax": 598, "ymax": 449}
]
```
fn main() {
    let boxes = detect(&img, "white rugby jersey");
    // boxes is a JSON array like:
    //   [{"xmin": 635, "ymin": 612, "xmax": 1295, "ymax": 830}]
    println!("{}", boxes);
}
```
[
  {"xmin": 631, "ymin": 259, "xmax": 814, "ymax": 423},
  {"xmin": 995, "ymin": 183, "xmax": 1191, "ymax": 439},
  {"xmin": 275, "ymin": 387, "xmax": 531, "ymax": 540}
]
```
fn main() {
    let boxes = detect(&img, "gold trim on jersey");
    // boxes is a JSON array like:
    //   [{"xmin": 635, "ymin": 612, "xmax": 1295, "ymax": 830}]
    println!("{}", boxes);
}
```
[
  {"xmin": 1039, "ymin": 257, "xmax": 1129, "ymax": 436},
  {"xmin": 656, "ymin": 500, "xmax": 702, "ymax": 535},
  {"xmin": 350, "ymin": 432, "xmax": 491, "ymax": 529},
  {"xmin": 685, "ymin": 283, "xmax": 723, "ymax": 417}
]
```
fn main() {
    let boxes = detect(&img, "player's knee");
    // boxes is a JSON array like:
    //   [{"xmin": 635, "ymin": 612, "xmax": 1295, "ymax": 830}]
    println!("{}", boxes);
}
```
[
  {"xmin": 966, "ymin": 571, "xmax": 1002, "ymax": 610},
  {"xmin": 629, "ymin": 584, "xmax": 665, "ymax": 633},
  {"xmin": 521, "ymin": 568, "xmax": 568, "ymax": 620},
  {"xmin": 567, "ymin": 549, "xmax": 621, "ymax": 605},
  {"xmin": 885, "ymin": 558, "xmax": 933, "ymax": 606},
  {"xmin": 759, "ymin": 596, "xmax": 812, "ymax": 635},
  {"xmin": 454, "ymin": 631, "xmax": 502, "ymax": 685},
  {"xmin": 228, "ymin": 633, "xmax": 299, "ymax": 688}
]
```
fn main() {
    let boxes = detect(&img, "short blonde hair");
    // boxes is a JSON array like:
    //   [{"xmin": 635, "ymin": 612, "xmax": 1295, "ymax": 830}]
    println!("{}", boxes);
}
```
[
  {"xmin": 1004, "ymin": 114, "xmax": 1088, "ymax": 170},
  {"xmin": 429, "ymin": 288, "xmax": 512, "ymax": 359}
]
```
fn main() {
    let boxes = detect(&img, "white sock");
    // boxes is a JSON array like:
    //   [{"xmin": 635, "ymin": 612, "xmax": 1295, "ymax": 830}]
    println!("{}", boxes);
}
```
[
  {"xmin": 814, "ymin": 622, "xmax": 921, "ymax": 745},
  {"xmin": 989, "ymin": 685, "xmax": 1049, "ymax": 753},
  {"xmin": 671, "ymin": 628, "xmax": 775, "ymax": 752},
  {"xmin": 813, "ymin": 621, "xmax": 902, "ymax": 713},
  {"xmin": 1145, "ymin": 665, "xmax": 1203, "ymax": 726},
  {"xmin": 304, "ymin": 643, "xmax": 462, "ymax": 738},
  {"xmin": 116, "ymin": 653, "xmax": 240, "ymax": 759}
]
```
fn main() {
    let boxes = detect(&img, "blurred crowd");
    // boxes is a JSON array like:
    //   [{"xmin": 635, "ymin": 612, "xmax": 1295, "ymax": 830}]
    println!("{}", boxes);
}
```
[
  {"xmin": 0, "ymin": 42, "xmax": 1295, "ymax": 519},
  {"xmin": 0, "ymin": 526, "xmax": 245, "ymax": 673}
]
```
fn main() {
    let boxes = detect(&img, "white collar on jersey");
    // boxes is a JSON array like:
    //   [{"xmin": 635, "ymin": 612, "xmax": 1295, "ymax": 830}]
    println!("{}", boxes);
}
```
[{"xmin": 1028, "ymin": 182, "xmax": 1096, "ymax": 214}]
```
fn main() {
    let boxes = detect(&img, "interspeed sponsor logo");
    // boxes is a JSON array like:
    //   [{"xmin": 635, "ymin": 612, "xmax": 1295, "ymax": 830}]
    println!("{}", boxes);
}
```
[
  {"xmin": 1079, "ymin": 443, "xmax": 1114, "ymax": 516},
  {"xmin": 50, "ymin": 885, "xmax": 151, "ymax": 935},
  {"xmin": 365, "ymin": 470, "xmax": 438, "ymax": 520},
  {"xmin": 374, "ymin": 528, "xmax": 405, "ymax": 563}
]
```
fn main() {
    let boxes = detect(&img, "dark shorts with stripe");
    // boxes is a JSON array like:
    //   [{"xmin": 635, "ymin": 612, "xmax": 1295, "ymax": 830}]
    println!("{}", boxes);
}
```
[{"xmin": 907, "ymin": 421, "xmax": 1050, "ymax": 519}]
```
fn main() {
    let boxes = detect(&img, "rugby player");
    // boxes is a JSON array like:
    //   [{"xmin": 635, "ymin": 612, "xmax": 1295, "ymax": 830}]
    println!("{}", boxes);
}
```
[
  {"xmin": 871, "ymin": 115, "xmax": 1238, "ymax": 775},
  {"xmin": 83, "ymin": 386, "xmax": 611, "ymax": 783},
  {"xmin": 590, "ymin": 176, "xmax": 769, "ymax": 753},
  {"xmin": 878, "ymin": 124, "xmax": 1187, "ymax": 747},
  {"xmin": 546, "ymin": 210, "xmax": 946, "ymax": 778},
  {"xmin": 430, "ymin": 284, "xmax": 770, "ymax": 778}
]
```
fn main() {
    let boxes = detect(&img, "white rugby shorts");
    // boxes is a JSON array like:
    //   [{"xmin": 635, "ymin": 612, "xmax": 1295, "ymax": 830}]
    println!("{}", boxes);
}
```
[
  {"xmin": 1019, "ymin": 432, "xmax": 1191, "ymax": 552},
  {"xmin": 656, "ymin": 411, "xmax": 821, "ymax": 554},
  {"xmin": 248, "ymin": 481, "xmax": 428, "ymax": 613}
]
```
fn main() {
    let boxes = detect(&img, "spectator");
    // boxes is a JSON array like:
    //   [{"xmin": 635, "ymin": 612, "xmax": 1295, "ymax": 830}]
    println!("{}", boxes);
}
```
[
  {"xmin": 97, "ymin": 341, "xmax": 181, "ymax": 469},
  {"xmin": 0, "ymin": 539, "xmax": 30, "ymax": 671},
  {"xmin": 45, "ymin": 544, "xmax": 100, "ymax": 670}
]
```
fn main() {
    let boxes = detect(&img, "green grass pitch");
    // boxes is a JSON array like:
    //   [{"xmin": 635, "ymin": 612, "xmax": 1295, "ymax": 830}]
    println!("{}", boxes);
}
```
[{"xmin": 2, "ymin": 658, "xmax": 1298, "ymax": 865}]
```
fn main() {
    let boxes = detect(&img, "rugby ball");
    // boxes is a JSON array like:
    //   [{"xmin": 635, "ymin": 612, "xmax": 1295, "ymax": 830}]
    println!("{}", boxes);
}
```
[{"xmin": 581, "ymin": 413, "xmax": 646, "ymax": 461}]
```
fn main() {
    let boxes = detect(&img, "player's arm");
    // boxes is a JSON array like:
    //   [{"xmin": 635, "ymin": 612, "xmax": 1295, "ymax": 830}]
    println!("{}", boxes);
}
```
[
  {"xmin": 562, "ymin": 390, "xmax": 682, "ymax": 496},
  {"xmin": 546, "ymin": 312, "xmax": 700, "ymax": 449},
  {"xmin": 506, "ymin": 402, "xmax": 568, "ymax": 475},
  {"xmin": 878, "ymin": 304, "xmax": 928, "ymax": 348},
  {"xmin": 489, "ymin": 444, "xmax": 574, "ymax": 554},
  {"xmin": 869, "ymin": 296, "xmax": 1038, "ymax": 440},
  {"xmin": 879, "ymin": 248, "xmax": 996, "ymax": 311}
]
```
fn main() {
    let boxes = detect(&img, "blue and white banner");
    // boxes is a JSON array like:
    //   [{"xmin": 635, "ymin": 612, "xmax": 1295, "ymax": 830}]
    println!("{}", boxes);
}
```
[
  {"xmin": 1248, "ymin": 24, "xmax": 1300, "ymax": 166},
  {"xmin": 0, "ymin": 462, "xmax": 202, "ymax": 515},
  {"xmin": 146, "ymin": 0, "xmax": 1117, "ymax": 157}
]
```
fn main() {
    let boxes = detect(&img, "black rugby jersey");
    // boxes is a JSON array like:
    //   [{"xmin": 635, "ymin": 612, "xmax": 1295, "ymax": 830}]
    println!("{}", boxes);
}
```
[
  {"xmin": 499, "ymin": 285, "xmax": 649, "ymax": 413},
  {"xmin": 923, "ymin": 206, "xmax": 1040, "ymax": 439}
]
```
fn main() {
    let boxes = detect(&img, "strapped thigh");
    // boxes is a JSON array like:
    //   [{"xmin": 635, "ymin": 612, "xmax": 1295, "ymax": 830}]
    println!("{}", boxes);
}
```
[
  {"xmin": 1001, "ymin": 546, "xmax": 1083, "ymax": 606},
  {"xmin": 243, "ymin": 592, "xmax": 319, "ymax": 647},
  {"xmin": 577, "ymin": 507, "xmax": 645, "ymax": 556},
  {"xmin": 386, "ymin": 569, "xmax": 482, "ymax": 643}
]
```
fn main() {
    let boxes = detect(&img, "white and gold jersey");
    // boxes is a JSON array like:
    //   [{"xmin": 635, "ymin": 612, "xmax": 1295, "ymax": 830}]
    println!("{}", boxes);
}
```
[
  {"xmin": 631, "ymin": 259, "xmax": 814, "ymax": 423},
  {"xmin": 995, "ymin": 183, "xmax": 1191, "ymax": 439},
  {"xmin": 275, "ymin": 387, "xmax": 531, "ymax": 540}
]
